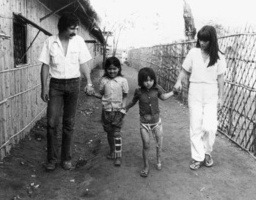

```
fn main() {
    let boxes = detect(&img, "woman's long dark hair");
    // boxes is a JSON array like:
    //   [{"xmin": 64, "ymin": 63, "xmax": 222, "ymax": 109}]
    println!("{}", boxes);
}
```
[
  {"xmin": 103, "ymin": 56, "xmax": 123, "ymax": 78},
  {"xmin": 196, "ymin": 25, "xmax": 220, "ymax": 67}
]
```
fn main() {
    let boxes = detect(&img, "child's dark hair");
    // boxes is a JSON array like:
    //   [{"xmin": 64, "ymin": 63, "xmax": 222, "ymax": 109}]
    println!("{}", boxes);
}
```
[
  {"xmin": 138, "ymin": 67, "xmax": 157, "ymax": 88},
  {"xmin": 196, "ymin": 25, "xmax": 220, "ymax": 67},
  {"xmin": 103, "ymin": 56, "xmax": 123, "ymax": 77},
  {"xmin": 58, "ymin": 13, "xmax": 80, "ymax": 33}
]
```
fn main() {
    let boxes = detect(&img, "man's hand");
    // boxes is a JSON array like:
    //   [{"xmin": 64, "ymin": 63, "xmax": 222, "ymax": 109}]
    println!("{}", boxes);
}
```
[
  {"xmin": 41, "ymin": 89, "xmax": 49, "ymax": 102},
  {"xmin": 84, "ymin": 85, "xmax": 95, "ymax": 95}
]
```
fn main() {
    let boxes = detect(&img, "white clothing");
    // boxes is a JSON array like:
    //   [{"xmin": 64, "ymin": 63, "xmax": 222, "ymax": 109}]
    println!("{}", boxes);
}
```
[
  {"xmin": 189, "ymin": 83, "xmax": 218, "ymax": 161},
  {"xmin": 140, "ymin": 118, "xmax": 163, "ymax": 148},
  {"xmin": 38, "ymin": 35, "xmax": 92, "ymax": 79},
  {"xmin": 182, "ymin": 48, "xmax": 226, "ymax": 84},
  {"xmin": 99, "ymin": 76, "xmax": 129, "ymax": 114},
  {"xmin": 183, "ymin": 48, "xmax": 226, "ymax": 161}
]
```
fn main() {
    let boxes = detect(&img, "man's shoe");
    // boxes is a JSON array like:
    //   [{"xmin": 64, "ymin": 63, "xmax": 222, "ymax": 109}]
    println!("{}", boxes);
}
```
[
  {"xmin": 44, "ymin": 162, "xmax": 56, "ymax": 172},
  {"xmin": 114, "ymin": 157, "xmax": 121, "ymax": 167},
  {"xmin": 62, "ymin": 160, "xmax": 72, "ymax": 170}
]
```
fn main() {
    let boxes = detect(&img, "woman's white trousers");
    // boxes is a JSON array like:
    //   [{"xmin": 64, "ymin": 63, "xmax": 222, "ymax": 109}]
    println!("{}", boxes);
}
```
[{"xmin": 188, "ymin": 83, "xmax": 218, "ymax": 162}]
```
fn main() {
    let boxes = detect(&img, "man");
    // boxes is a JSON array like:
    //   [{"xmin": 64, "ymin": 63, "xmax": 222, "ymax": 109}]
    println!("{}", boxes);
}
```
[{"xmin": 39, "ymin": 13, "xmax": 94, "ymax": 171}]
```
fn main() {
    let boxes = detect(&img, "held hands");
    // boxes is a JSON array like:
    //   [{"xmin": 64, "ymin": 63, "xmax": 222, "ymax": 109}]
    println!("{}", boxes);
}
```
[
  {"xmin": 173, "ymin": 81, "xmax": 182, "ymax": 96},
  {"xmin": 84, "ymin": 84, "xmax": 95, "ymax": 96},
  {"xmin": 174, "ymin": 81, "xmax": 182, "ymax": 92}
]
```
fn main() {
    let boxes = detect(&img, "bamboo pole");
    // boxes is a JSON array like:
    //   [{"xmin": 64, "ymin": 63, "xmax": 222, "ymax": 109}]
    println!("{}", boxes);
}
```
[
  {"xmin": 0, "ymin": 63, "xmax": 41, "ymax": 74},
  {"xmin": 0, "ymin": 84, "xmax": 41, "ymax": 106},
  {"xmin": 0, "ymin": 106, "xmax": 47, "ymax": 151},
  {"xmin": 40, "ymin": 0, "xmax": 78, "ymax": 22}
]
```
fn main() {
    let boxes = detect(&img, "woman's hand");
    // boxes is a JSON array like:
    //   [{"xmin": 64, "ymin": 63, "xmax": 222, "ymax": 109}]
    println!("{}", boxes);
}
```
[{"xmin": 174, "ymin": 81, "xmax": 182, "ymax": 92}]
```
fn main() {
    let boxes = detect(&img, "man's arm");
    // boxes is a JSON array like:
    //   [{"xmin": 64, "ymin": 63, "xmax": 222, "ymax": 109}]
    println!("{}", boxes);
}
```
[
  {"xmin": 80, "ymin": 62, "xmax": 94, "ymax": 95},
  {"xmin": 40, "ymin": 63, "xmax": 50, "ymax": 102}
]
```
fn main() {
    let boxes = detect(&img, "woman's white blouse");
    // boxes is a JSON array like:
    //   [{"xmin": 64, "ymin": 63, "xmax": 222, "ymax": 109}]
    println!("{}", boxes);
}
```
[{"xmin": 182, "ymin": 48, "xmax": 226, "ymax": 84}]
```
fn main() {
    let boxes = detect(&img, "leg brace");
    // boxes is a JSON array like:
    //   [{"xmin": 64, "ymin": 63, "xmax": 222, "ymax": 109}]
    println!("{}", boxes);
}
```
[{"xmin": 114, "ymin": 137, "xmax": 122, "ymax": 158}]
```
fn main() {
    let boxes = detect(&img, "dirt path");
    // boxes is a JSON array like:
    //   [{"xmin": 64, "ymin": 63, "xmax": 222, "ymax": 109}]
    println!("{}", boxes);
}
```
[{"xmin": 1, "ymin": 65, "xmax": 256, "ymax": 200}]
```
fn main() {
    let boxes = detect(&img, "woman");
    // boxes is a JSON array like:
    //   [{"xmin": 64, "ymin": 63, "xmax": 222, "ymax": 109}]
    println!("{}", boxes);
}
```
[{"xmin": 174, "ymin": 25, "xmax": 226, "ymax": 170}]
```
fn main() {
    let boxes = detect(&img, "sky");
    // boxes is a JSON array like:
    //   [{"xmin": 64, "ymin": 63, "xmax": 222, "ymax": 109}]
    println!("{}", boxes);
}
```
[{"xmin": 90, "ymin": 0, "xmax": 256, "ymax": 49}]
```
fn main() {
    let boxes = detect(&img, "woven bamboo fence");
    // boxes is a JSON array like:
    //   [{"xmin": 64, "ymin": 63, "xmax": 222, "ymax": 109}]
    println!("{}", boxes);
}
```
[{"xmin": 128, "ymin": 26, "xmax": 256, "ymax": 156}]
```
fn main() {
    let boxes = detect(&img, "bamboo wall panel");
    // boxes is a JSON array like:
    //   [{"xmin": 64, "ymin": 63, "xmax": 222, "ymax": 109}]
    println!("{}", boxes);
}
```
[
  {"xmin": 0, "ymin": 0, "xmax": 103, "ymax": 159},
  {"xmin": 128, "ymin": 28, "xmax": 256, "ymax": 156}
]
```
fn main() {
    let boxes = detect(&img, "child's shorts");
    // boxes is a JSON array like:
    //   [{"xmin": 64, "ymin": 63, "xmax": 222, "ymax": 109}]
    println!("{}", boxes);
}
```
[
  {"xmin": 140, "ymin": 119, "xmax": 163, "ymax": 148},
  {"xmin": 101, "ymin": 110, "xmax": 125, "ymax": 134}
]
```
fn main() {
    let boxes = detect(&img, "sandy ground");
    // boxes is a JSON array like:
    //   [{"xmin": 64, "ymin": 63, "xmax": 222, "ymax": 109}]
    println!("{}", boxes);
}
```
[{"xmin": 1, "ymin": 65, "xmax": 256, "ymax": 200}]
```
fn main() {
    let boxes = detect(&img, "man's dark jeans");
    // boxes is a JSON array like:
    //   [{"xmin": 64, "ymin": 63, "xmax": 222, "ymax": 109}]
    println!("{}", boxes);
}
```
[{"xmin": 47, "ymin": 78, "xmax": 80, "ymax": 163}]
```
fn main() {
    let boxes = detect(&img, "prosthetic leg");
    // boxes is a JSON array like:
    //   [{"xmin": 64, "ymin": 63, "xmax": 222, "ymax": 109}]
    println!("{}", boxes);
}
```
[{"xmin": 114, "ymin": 133, "xmax": 122, "ymax": 166}]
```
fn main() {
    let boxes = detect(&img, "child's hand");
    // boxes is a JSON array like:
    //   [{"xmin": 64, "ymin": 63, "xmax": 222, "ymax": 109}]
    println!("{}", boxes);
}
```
[
  {"xmin": 173, "ymin": 88, "xmax": 179, "ymax": 96},
  {"xmin": 92, "ymin": 92, "xmax": 102, "ymax": 99},
  {"xmin": 124, "ymin": 106, "xmax": 129, "ymax": 113}
]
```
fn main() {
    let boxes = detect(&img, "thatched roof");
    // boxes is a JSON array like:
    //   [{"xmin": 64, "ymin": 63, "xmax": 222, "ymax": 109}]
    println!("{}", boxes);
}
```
[{"xmin": 39, "ymin": 0, "xmax": 105, "ymax": 44}]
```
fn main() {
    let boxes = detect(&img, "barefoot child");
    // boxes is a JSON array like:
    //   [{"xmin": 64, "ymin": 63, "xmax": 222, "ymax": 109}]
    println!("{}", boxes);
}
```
[
  {"xmin": 93, "ymin": 57, "xmax": 129, "ymax": 166},
  {"xmin": 126, "ymin": 67, "xmax": 174, "ymax": 177}
]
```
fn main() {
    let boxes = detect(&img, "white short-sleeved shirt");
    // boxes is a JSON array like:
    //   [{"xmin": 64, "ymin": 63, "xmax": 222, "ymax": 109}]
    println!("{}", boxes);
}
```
[
  {"xmin": 99, "ymin": 76, "xmax": 129, "ymax": 113},
  {"xmin": 38, "ymin": 35, "xmax": 92, "ymax": 79},
  {"xmin": 182, "ymin": 48, "xmax": 226, "ymax": 84}
]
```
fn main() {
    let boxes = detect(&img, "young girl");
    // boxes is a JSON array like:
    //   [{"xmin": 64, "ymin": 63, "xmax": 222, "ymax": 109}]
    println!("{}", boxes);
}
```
[
  {"xmin": 93, "ymin": 56, "xmax": 129, "ymax": 167},
  {"xmin": 126, "ymin": 67, "xmax": 174, "ymax": 177},
  {"xmin": 174, "ymin": 25, "xmax": 226, "ymax": 170}
]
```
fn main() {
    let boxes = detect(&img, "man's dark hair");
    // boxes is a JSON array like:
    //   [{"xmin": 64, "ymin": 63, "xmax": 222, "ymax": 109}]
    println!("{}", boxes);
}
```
[
  {"xmin": 138, "ymin": 67, "xmax": 157, "ymax": 88},
  {"xmin": 58, "ymin": 13, "xmax": 80, "ymax": 33}
]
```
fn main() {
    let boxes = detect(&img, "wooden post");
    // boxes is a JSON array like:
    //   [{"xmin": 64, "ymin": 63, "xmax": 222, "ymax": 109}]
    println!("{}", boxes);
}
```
[{"xmin": 183, "ymin": 0, "xmax": 196, "ymax": 40}]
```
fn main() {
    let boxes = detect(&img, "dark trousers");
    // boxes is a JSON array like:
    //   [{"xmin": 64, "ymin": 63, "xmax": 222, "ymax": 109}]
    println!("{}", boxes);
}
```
[{"xmin": 47, "ymin": 78, "xmax": 80, "ymax": 163}]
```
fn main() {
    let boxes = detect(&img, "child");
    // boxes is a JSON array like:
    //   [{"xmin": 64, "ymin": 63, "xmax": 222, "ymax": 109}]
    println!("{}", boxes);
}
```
[
  {"xmin": 93, "ymin": 57, "xmax": 129, "ymax": 166},
  {"xmin": 126, "ymin": 67, "xmax": 174, "ymax": 177}
]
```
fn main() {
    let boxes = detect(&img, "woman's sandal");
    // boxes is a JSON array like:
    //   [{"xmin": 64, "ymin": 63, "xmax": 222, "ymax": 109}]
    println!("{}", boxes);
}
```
[
  {"xmin": 190, "ymin": 160, "xmax": 204, "ymax": 170},
  {"xmin": 140, "ymin": 169, "xmax": 149, "ymax": 177},
  {"xmin": 204, "ymin": 154, "xmax": 214, "ymax": 167}
]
